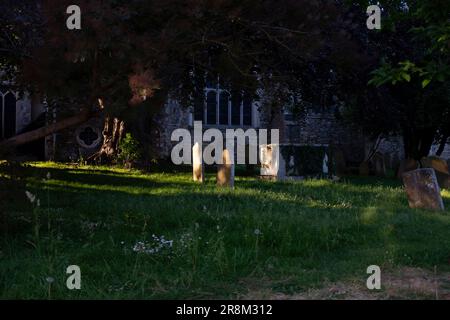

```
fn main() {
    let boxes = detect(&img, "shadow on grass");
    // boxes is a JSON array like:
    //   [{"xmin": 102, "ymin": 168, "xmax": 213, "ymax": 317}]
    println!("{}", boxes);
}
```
[{"xmin": 2, "ymin": 165, "xmax": 450, "ymax": 298}]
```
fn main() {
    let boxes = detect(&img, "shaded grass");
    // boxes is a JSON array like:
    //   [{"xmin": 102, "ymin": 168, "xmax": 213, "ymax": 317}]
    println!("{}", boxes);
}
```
[{"xmin": 1, "ymin": 162, "xmax": 449, "ymax": 299}]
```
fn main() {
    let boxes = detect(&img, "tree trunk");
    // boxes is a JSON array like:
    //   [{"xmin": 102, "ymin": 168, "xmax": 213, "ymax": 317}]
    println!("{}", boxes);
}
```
[
  {"xmin": 436, "ymin": 134, "xmax": 449, "ymax": 157},
  {"xmin": 88, "ymin": 116, "xmax": 125, "ymax": 164},
  {"xmin": 403, "ymin": 127, "xmax": 436, "ymax": 160},
  {"xmin": 0, "ymin": 110, "xmax": 94, "ymax": 149}
]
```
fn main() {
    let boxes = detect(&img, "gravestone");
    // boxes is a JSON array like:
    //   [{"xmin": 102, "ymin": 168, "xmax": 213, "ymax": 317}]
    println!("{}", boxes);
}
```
[
  {"xmin": 322, "ymin": 153, "xmax": 329, "ymax": 175},
  {"xmin": 260, "ymin": 144, "xmax": 281, "ymax": 179},
  {"xmin": 397, "ymin": 158, "xmax": 419, "ymax": 180},
  {"xmin": 402, "ymin": 168, "xmax": 445, "ymax": 211},
  {"xmin": 192, "ymin": 142, "xmax": 204, "ymax": 182},
  {"xmin": 421, "ymin": 156, "xmax": 450, "ymax": 189},
  {"xmin": 217, "ymin": 149, "xmax": 234, "ymax": 188},
  {"xmin": 372, "ymin": 152, "xmax": 386, "ymax": 177}
]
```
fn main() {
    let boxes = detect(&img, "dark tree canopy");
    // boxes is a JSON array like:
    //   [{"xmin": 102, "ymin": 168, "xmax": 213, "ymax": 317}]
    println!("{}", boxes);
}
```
[{"xmin": 1, "ymin": 0, "xmax": 448, "ymax": 161}]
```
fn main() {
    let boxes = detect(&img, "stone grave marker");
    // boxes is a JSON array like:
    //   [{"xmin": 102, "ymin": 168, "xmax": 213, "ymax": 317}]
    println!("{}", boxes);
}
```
[
  {"xmin": 192, "ymin": 142, "xmax": 204, "ymax": 182},
  {"xmin": 402, "ymin": 168, "xmax": 445, "ymax": 211},
  {"xmin": 260, "ymin": 144, "xmax": 281, "ymax": 180},
  {"xmin": 217, "ymin": 149, "xmax": 234, "ymax": 188}
]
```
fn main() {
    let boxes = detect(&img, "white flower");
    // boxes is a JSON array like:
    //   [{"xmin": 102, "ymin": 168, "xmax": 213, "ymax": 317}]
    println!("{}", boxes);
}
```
[
  {"xmin": 254, "ymin": 229, "xmax": 262, "ymax": 236},
  {"xmin": 25, "ymin": 191, "xmax": 36, "ymax": 204},
  {"xmin": 46, "ymin": 172, "xmax": 51, "ymax": 180},
  {"xmin": 46, "ymin": 277, "xmax": 55, "ymax": 284}
]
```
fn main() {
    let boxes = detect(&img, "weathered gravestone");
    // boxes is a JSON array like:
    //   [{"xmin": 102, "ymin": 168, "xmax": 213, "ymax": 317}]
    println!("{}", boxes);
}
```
[
  {"xmin": 260, "ymin": 144, "xmax": 281, "ymax": 180},
  {"xmin": 217, "ymin": 149, "xmax": 234, "ymax": 188},
  {"xmin": 192, "ymin": 142, "xmax": 204, "ymax": 182},
  {"xmin": 402, "ymin": 168, "xmax": 445, "ymax": 211},
  {"xmin": 421, "ymin": 156, "xmax": 450, "ymax": 190}
]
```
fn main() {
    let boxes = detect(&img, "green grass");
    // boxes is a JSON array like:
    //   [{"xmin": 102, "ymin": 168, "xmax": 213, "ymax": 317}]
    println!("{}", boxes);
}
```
[{"xmin": 1, "ymin": 162, "xmax": 450, "ymax": 299}]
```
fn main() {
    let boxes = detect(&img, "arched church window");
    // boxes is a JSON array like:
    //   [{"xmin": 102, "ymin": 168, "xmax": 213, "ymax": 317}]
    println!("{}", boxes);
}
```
[
  {"xmin": 231, "ymin": 91, "xmax": 241, "ymax": 126},
  {"xmin": 206, "ymin": 91, "xmax": 217, "ymax": 125},
  {"xmin": 219, "ymin": 92, "xmax": 229, "ymax": 125},
  {"xmin": 243, "ymin": 93, "xmax": 252, "ymax": 126}
]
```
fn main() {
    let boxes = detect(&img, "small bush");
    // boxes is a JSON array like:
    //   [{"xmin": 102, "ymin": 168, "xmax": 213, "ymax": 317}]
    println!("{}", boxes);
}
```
[{"xmin": 118, "ymin": 133, "xmax": 142, "ymax": 164}]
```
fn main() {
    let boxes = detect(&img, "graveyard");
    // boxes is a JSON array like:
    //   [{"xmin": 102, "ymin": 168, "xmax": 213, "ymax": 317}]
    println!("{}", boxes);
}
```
[
  {"xmin": 1, "ymin": 0, "xmax": 450, "ymax": 303},
  {"xmin": 1, "ymin": 161, "xmax": 450, "ymax": 299}
]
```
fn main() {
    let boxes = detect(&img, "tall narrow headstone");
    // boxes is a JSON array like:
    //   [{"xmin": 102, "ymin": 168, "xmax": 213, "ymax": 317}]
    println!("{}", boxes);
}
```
[
  {"xmin": 402, "ymin": 168, "xmax": 445, "ymax": 211},
  {"xmin": 192, "ymin": 142, "xmax": 204, "ymax": 182},
  {"xmin": 322, "ymin": 153, "xmax": 329, "ymax": 175},
  {"xmin": 260, "ymin": 144, "xmax": 281, "ymax": 180},
  {"xmin": 217, "ymin": 149, "xmax": 234, "ymax": 188}
]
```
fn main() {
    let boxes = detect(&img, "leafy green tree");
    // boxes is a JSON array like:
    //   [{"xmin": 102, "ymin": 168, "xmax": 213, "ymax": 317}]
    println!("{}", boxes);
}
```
[{"xmin": 341, "ymin": 0, "xmax": 450, "ymax": 160}]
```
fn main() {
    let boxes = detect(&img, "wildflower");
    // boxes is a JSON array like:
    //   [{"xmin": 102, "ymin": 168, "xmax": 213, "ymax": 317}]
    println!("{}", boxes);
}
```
[
  {"xmin": 254, "ymin": 229, "xmax": 262, "ymax": 236},
  {"xmin": 46, "ymin": 277, "xmax": 55, "ymax": 284},
  {"xmin": 25, "ymin": 191, "xmax": 36, "ymax": 204},
  {"xmin": 46, "ymin": 172, "xmax": 51, "ymax": 180}
]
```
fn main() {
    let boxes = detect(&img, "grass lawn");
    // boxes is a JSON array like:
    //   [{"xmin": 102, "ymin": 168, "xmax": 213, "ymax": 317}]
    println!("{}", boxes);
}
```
[{"xmin": 1, "ymin": 162, "xmax": 450, "ymax": 299}]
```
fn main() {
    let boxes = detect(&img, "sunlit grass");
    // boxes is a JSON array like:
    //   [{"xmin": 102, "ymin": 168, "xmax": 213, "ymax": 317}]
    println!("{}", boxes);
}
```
[{"xmin": 1, "ymin": 162, "xmax": 449, "ymax": 299}]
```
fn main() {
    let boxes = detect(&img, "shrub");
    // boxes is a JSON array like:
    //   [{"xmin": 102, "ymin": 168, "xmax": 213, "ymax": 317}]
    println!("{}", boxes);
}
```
[{"xmin": 118, "ymin": 133, "xmax": 142, "ymax": 164}]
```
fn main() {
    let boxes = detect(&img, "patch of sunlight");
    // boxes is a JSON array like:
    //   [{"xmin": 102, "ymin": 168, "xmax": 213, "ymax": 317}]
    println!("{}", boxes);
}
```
[
  {"xmin": 361, "ymin": 206, "xmax": 378, "ymax": 224},
  {"xmin": 301, "ymin": 179, "xmax": 332, "ymax": 187},
  {"xmin": 34, "ymin": 179, "xmax": 186, "ymax": 196},
  {"xmin": 442, "ymin": 189, "xmax": 450, "ymax": 200},
  {"xmin": 28, "ymin": 161, "xmax": 136, "ymax": 174}
]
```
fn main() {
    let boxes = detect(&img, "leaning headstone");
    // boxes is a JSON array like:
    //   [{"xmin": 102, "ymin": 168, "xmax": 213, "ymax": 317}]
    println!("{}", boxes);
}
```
[
  {"xmin": 217, "ymin": 149, "xmax": 234, "ymax": 188},
  {"xmin": 402, "ymin": 168, "xmax": 445, "ymax": 211},
  {"xmin": 192, "ymin": 142, "xmax": 204, "ymax": 182},
  {"xmin": 421, "ymin": 156, "xmax": 450, "ymax": 189},
  {"xmin": 397, "ymin": 158, "xmax": 419, "ymax": 180}
]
